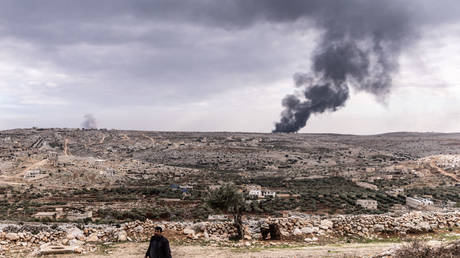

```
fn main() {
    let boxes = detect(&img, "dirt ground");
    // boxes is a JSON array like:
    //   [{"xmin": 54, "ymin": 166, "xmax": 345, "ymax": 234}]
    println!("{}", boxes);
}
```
[{"xmin": 58, "ymin": 241, "xmax": 405, "ymax": 258}]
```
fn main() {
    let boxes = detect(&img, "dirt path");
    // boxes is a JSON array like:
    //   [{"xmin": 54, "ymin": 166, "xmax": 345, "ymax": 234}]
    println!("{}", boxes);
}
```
[
  {"xmin": 0, "ymin": 159, "xmax": 48, "ymax": 186},
  {"xmin": 64, "ymin": 139, "xmax": 71, "ymax": 156},
  {"xmin": 142, "ymin": 134, "xmax": 156, "ymax": 144},
  {"xmin": 99, "ymin": 135, "xmax": 106, "ymax": 144},
  {"xmin": 430, "ymin": 160, "xmax": 460, "ymax": 182},
  {"xmin": 22, "ymin": 159, "xmax": 47, "ymax": 175},
  {"xmin": 0, "ymin": 178, "xmax": 25, "ymax": 186},
  {"xmin": 61, "ymin": 241, "xmax": 404, "ymax": 258}
]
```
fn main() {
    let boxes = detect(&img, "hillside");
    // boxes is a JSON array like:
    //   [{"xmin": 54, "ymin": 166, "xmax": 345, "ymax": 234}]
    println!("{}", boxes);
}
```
[{"xmin": 0, "ymin": 128, "xmax": 459, "ymax": 222}]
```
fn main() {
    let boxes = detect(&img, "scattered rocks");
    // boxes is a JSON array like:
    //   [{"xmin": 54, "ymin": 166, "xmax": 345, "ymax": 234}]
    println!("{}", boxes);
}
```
[
  {"xmin": 0, "ymin": 211, "xmax": 457, "ymax": 256},
  {"xmin": 66, "ymin": 227, "xmax": 84, "ymax": 240}
]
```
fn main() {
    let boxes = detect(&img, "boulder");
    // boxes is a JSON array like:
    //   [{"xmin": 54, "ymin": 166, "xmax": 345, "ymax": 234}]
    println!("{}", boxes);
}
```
[
  {"xmin": 320, "ymin": 220, "xmax": 333, "ymax": 229},
  {"xmin": 86, "ymin": 233, "xmax": 100, "ymax": 242},
  {"xmin": 301, "ymin": 227, "xmax": 319, "ymax": 234},
  {"xmin": 69, "ymin": 239, "xmax": 84, "ymax": 247},
  {"xmin": 243, "ymin": 234, "xmax": 252, "ymax": 240},
  {"xmin": 193, "ymin": 222, "xmax": 207, "ymax": 233},
  {"xmin": 134, "ymin": 226, "xmax": 143, "ymax": 233},
  {"xmin": 418, "ymin": 222, "xmax": 431, "ymax": 232},
  {"xmin": 373, "ymin": 224, "xmax": 384, "ymax": 232},
  {"xmin": 183, "ymin": 227, "xmax": 195, "ymax": 236},
  {"xmin": 293, "ymin": 228, "xmax": 302, "ymax": 236},
  {"xmin": 66, "ymin": 228, "xmax": 84, "ymax": 240},
  {"xmin": 5, "ymin": 233, "xmax": 19, "ymax": 241},
  {"xmin": 117, "ymin": 230, "xmax": 128, "ymax": 242}
]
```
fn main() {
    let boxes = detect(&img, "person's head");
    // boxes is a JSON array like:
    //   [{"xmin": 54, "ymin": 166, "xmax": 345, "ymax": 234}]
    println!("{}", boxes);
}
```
[{"xmin": 154, "ymin": 226, "xmax": 163, "ymax": 236}]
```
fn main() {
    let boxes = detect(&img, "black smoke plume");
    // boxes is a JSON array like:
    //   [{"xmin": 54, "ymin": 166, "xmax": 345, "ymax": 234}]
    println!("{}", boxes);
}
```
[
  {"xmin": 81, "ymin": 114, "xmax": 98, "ymax": 129},
  {"xmin": 273, "ymin": 1, "xmax": 415, "ymax": 133}
]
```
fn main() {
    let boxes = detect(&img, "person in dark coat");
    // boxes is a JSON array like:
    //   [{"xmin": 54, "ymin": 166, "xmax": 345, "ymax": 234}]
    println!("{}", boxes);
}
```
[{"xmin": 145, "ymin": 226, "xmax": 172, "ymax": 258}]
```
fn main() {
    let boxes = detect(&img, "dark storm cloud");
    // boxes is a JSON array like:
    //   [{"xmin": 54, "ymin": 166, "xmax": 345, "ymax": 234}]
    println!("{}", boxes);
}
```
[
  {"xmin": 0, "ymin": 0, "xmax": 316, "ymax": 107},
  {"xmin": 0, "ymin": 0, "xmax": 459, "ymax": 130},
  {"xmin": 0, "ymin": 0, "xmax": 457, "ymax": 51}
]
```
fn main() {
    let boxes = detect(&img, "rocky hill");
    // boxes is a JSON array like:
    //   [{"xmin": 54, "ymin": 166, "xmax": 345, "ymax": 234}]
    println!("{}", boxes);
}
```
[{"xmin": 0, "ymin": 128, "xmax": 459, "ymax": 222}]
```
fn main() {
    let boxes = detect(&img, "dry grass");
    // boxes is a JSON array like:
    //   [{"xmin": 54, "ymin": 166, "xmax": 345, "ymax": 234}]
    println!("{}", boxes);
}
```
[{"xmin": 393, "ymin": 240, "xmax": 460, "ymax": 258}]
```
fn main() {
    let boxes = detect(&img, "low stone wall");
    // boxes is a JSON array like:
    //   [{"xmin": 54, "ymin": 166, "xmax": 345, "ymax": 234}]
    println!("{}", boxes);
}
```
[
  {"xmin": 269, "ymin": 211, "xmax": 459, "ymax": 240},
  {"xmin": 0, "ymin": 211, "xmax": 458, "ymax": 255}
]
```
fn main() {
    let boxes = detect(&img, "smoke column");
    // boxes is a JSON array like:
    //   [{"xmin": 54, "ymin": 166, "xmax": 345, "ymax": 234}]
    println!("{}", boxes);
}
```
[
  {"xmin": 272, "ymin": 1, "xmax": 416, "ymax": 132},
  {"xmin": 81, "ymin": 114, "xmax": 98, "ymax": 129}
]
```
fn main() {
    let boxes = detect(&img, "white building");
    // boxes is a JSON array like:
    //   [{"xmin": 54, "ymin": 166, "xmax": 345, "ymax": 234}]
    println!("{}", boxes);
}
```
[
  {"xmin": 406, "ymin": 197, "xmax": 433, "ymax": 210},
  {"xmin": 208, "ymin": 185, "xmax": 222, "ymax": 191},
  {"xmin": 261, "ymin": 190, "xmax": 276, "ymax": 198},
  {"xmin": 249, "ymin": 189, "xmax": 262, "ymax": 198},
  {"xmin": 24, "ymin": 170, "xmax": 42, "ymax": 179},
  {"xmin": 385, "ymin": 188, "xmax": 404, "ymax": 197},
  {"xmin": 208, "ymin": 214, "xmax": 229, "ymax": 221},
  {"xmin": 247, "ymin": 184, "xmax": 276, "ymax": 198}
]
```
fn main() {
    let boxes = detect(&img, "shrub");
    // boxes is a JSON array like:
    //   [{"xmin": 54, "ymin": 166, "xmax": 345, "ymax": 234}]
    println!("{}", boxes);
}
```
[{"xmin": 392, "ymin": 240, "xmax": 460, "ymax": 258}]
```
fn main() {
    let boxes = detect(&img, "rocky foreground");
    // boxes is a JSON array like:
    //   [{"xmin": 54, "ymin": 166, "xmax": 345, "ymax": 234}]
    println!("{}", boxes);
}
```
[{"xmin": 0, "ymin": 211, "xmax": 458, "ymax": 256}]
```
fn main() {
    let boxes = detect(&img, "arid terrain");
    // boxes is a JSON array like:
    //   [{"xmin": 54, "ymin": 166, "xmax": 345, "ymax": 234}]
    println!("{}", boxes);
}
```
[
  {"xmin": 0, "ymin": 128, "xmax": 459, "ymax": 256},
  {"xmin": 56, "ymin": 239, "xmax": 456, "ymax": 258}
]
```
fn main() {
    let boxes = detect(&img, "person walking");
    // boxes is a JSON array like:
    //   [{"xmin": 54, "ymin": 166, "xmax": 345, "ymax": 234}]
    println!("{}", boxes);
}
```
[{"xmin": 145, "ymin": 226, "xmax": 172, "ymax": 258}]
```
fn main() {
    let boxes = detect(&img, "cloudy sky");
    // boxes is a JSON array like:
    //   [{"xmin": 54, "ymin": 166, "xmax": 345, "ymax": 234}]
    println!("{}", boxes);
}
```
[{"xmin": 1, "ymin": 0, "xmax": 460, "ymax": 134}]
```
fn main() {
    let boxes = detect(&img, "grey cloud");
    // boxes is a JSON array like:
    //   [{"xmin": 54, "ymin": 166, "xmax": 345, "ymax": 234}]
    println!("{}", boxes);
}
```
[
  {"xmin": 0, "ymin": 0, "xmax": 459, "ymax": 131},
  {"xmin": 81, "ymin": 114, "xmax": 98, "ymax": 129}
]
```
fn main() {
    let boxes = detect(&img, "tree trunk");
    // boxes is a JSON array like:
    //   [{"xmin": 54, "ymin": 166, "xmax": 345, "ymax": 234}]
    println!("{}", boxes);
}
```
[{"xmin": 233, "ymin": 206, "xmax": 244, "ymax": 240}]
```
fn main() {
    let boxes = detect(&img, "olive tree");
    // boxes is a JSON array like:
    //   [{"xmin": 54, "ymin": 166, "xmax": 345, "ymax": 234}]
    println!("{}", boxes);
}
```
[{"xmin": 207, "ymin": 185, "xmax": 245, "ymax": 240}]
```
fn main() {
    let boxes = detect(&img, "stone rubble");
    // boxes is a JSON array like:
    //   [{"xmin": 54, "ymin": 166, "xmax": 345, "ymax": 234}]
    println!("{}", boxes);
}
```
[{"xmin": 0, "ymin": 211, "xmax": 457, "ymax": 256}]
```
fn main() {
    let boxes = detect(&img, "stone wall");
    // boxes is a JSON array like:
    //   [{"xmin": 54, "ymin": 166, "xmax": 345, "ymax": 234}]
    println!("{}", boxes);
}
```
[{"xmin": 0, "ymin": 211, "xmax": 458, "ymax": 255}]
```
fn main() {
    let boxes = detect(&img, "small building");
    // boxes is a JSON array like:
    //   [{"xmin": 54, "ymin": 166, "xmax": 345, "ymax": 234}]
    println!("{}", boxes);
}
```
[
  {"xmin": 446, "ymin": 200, "xmax": 457, "ymax": 208},
  {"xmin": 207, "ymin": 214, "xmax": 229, "ymax": 221},
  {"xmin": 356, "ymin": 181, "xmax": 378, "ymax": 191},
  {"xmin": 386, "ymin": 188, "xmax": 404, "ymax": 197},
  {"xmin": 406, "ymin": 197, "xmax": 433, "ymax": 210},
  {"xmin": 179, "ymin": 185, "xmax": 193, "ymax": 193},
  {"xmin": 261, "ymin": 190, "xmax": 276, "ymax": 198},
  {"xmin": 356, "ymin": 199, "xmax": 378, "ymax": 210},
  {"xmin": 33, "ymin": 212, "xmax": 59, "ymax": 220},
  {"xmin": 47, "ymin": 152, "xmax": 58, "ymax": 166},
  {"xmin": 208, "ymin": 185, "xmax": 222, "ymax": 191},
  {"xmin": 248, "ymin": 189, "xmax": 262, "ymax": 198},
  {"xmin": 246, "ymin": 184, "xmax": 275, "ymax": 198},
  {"xmin": 246, "ymin": 184, "xmax": 261, "ymax": 191},
  {"xmin": 95, "ymin": 159, "xmax": 105, "ymax": 167},
  {"xmin": 55, "ymin": 207, "xmax": 64, "ymax": 217},
  {"xmin": 24, "ymin": 170, "xmax": 42, "ymax": 179},
  {"xmin": 66, "ymin": 210, "xmax": 93, "ymax": 221}
]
